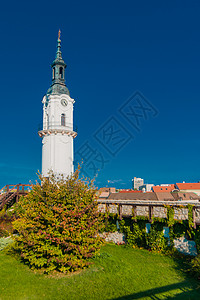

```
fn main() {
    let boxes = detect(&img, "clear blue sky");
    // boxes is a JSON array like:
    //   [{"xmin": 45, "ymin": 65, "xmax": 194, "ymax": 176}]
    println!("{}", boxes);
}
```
[{"xmin": 0, "ymin": 0, "xmax": 200, "ymax": 188}]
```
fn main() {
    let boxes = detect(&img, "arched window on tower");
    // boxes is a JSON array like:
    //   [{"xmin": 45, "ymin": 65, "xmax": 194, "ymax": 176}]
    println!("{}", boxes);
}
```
[
  {"xmin": 59, "ymin": 67, "xmax": 64, "ymax": 79},
  {"xmin": 53, "ymin": 67, "xmax": 55, "ymax": 79},
  {"xmin": 61, "ymin": 113, "xmax": 65, "ymax": 126}
]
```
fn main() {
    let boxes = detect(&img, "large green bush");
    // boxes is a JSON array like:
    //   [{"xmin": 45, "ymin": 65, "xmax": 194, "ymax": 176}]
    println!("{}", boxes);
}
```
[{"xmin": 12, "ymin": 169, "xmax": 103, "ymax": 274}]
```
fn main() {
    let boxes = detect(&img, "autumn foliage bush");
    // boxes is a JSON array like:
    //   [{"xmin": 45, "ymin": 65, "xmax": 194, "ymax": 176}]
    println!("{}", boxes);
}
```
[
  {"xmin": 12, "ymin": 169, "xmax": 103, "ymax": 274},
  {"xmin": 0, "ymin": 209, "xmax": 14, "ymax": 237}
]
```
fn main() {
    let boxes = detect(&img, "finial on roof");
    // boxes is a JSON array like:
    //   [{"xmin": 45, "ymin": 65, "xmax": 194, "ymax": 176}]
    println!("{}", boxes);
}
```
[
  {"xmin": 58, "ymin": 29, "xmax": 61, "ymax": 41},
  {"xmin": 56, "ymin": 29, "xmax": 62, "ymax": 59}
]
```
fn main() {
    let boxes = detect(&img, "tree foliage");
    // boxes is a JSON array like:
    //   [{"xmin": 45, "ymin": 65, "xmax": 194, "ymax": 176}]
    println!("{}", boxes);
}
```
[
  {"xmin": 0, "ymin": 209, "xmax": 14, "ymax": 237},
  {"xmin": 12, "ymin": 169, "xmax": 103, "ymax": 274}
]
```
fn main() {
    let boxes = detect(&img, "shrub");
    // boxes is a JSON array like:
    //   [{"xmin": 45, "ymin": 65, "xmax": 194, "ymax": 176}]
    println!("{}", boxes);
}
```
[
  {"xmin": 120, "ymin": 220, "xmax": 168, "ymax": 253},
  {"xmin": 194, "ymin": 228, "xmax": 200, "ymax": 254},
  {"xmin": 0, "ymin": 209, "xmax": 15, "ymax": 237},
  {"xmin": 172, "ymin": 222, "xmax": 186, "ymax": 239},
  {"xmin": 146, "ymin": 228, "xmax": 168, "ymax": 253},
  {"xmin": 12, "ymin": 169, "xmax": 103, "ymax": 274},
  {"xmin": 103, "ymin": 213, "xmax": 118, "ymax": 233},
  {"xmin": 190, "ymin": 255, "xmax": 200, "ymax": 279},
  {"xmin": 121, "ymin": 221, "xmax": 147, "ymax": 248}
]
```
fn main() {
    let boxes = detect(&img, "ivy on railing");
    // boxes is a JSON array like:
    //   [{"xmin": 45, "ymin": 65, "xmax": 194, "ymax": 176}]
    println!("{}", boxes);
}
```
[
  {"xmin": 166, "ymin": 205, "xmax": 175, "ymax": 227},
  {"xmin": 187, "ymin": 204, "xmax": 194, "ymax": 229}
]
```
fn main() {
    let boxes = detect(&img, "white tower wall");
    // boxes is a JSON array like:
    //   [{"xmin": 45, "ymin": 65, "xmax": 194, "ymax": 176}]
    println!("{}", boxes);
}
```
[
  {"xmin": 38, "ymin": 33, "xmax": 77, "ymax": 178},
  {"xmin": 42, "ymin": 134, "xmax": 74, "ymax": 177}
]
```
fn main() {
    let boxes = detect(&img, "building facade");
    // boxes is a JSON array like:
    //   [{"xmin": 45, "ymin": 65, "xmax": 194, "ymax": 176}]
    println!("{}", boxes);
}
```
[
  {"xmin": 132, "ymin": 177, "xmax": 144, "ymax": 190},
  {"xmin": 38, "ymin": 31, "xmax": 77, "ymax": 178},
  {"xmin": 139, "ymin": 184, "xmax": 154, "ymax": 192},
  {"xmin": 175, "ymin": 183, "xmax": 200, "ymax": 196}
]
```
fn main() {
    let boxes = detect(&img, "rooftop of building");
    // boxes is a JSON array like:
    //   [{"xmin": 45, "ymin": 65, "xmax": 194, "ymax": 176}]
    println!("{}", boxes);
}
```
[
  {"xmin": 172, "ymin": 191, "xmax": 200, "ymax": 201},
  {"xmin": 107, "ymin": 192, "xmax": 157, "ymax": 201},
  {"xmin": 119, "ymin": 190, "xmax": 143, "ymax": 193},
  {"xmin": 176, "ymin": 183, "xmax": 200, "ymax": 190},
  {"xmin": 152, "ymin": 184, "xmax": 176, "ymax": 193},
  {"xmin": 100, "ymin": 191, "xmax": 200, "ymax": 202}
]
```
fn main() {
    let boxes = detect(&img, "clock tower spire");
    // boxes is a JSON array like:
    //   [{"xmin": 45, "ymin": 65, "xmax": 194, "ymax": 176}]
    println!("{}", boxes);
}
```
[
  {"xmin": 47, "ymin": 30, "xmax": 70, "ymax": 96},
  {"xmin": 38, "ymin": 31, "xmax": 77, "ymax": 178}
]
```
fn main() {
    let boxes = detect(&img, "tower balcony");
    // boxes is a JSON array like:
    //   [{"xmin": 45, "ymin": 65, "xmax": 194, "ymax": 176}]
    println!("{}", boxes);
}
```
[{"xmin": 38, "ymin": 122, "xmax": 77, "ymax": 138}]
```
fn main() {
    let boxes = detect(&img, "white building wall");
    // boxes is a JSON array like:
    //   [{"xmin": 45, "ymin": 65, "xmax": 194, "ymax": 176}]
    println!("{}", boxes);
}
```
[
  {"xmin": 42, "ymin": 133, "xmax": 74, "ymax": 178},
  {"xmin": 139, "ymin": 184, "xmax": 154, "ymax": 192},
  {"xmin": 132, "ymin": 177, "xmax": 144, "ymax": 190},
  {"xmin": 41, "ymin": 93, "xmax": 75, "ymax": 178}
]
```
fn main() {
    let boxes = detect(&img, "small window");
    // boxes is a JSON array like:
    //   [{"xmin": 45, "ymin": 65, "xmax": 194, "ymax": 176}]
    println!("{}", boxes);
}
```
[
  {"xmin": 59, "ymin": 67, "xmax": 64, "ymax": 79},
  {"xmin": 61, "ymin": 114, "xmax": 65, "ymax": 126},
  {"xmin": 53, "ymin": 67, "xmax": 55, "ymax": 79}
]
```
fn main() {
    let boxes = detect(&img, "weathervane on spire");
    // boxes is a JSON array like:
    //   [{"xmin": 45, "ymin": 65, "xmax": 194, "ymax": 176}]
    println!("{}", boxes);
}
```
[{"xmin": 58, "ymin": 29, "xmax": 61, "ymax": 40}]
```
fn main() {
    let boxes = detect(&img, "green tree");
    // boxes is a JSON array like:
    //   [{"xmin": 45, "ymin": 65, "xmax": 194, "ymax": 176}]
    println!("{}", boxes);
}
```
[{"xmin": 12, "ymin": 169, "xmax": 103, "ymax": 274}]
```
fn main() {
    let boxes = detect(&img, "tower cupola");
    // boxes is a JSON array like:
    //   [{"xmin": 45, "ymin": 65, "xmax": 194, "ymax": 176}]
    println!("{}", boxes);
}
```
[{"xmin": 47, "ymin": 30, "xmax": 70, "ymax": 96}]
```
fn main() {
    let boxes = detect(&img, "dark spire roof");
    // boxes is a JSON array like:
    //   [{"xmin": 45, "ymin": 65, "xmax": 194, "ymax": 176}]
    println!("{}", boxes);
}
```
[{"xmin": 47, "ymin": 30, "xmax": 70, "ymax": 96}]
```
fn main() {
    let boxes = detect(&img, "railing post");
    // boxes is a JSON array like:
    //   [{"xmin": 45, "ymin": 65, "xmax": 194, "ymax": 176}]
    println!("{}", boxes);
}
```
[
  {"xmin": 16, "ymin": 185, "xmax": 19, "ymax": 203},
  {"xmin": 106, "ymin": 203, "xmax": 109, "ymax": 214},
  {"xmin": 133, "ymin": 205, "xmax": 137, "ymax": 221},
  {"xmin": 22, "ymin": 185, "xmax": 25, "ymax": 193},
  {"xmin": 119, "ymin": 204, "xmax": 123, "ymax": 220},
  {"xmin": 6, "ymin": 185, "xmax": 9, "ymax": 192},
  {"xmin": 193, "ymin": 206, "xmax": 196, "ymax": 229},
  {"xmin": 149, "ymin": 205, "xmax": 153, "ymax": 223}
]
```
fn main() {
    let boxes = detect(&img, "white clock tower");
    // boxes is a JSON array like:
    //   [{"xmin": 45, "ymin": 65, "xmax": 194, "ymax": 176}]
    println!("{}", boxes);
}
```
[{"xmin": 38, "ymin": 31, "xmax": 77, "ymax": 178}]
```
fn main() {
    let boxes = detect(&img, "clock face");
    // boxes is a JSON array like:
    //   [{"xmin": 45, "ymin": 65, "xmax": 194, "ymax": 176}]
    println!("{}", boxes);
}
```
[{"xmin": 61, "ymin": 99, "xmax": 68, "ymax": 107}]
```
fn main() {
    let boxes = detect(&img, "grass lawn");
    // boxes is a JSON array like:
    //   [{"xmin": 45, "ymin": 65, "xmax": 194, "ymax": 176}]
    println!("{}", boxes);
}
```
[{"xmin": 0, "ymin": 243, "xmax": 199, "ymax": 300}]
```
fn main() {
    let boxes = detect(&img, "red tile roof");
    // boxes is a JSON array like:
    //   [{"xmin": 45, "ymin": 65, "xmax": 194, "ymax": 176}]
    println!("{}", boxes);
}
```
[
  {"xmin": 176, "ymin": 183, "xmax": 200, "ymax": 190},
  {"xmin": 152, "ymin": 184, "xmax": 175, "ymax": 193}
]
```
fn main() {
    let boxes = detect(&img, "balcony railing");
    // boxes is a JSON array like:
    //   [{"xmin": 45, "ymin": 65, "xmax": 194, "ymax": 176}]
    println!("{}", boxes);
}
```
[{"xmin": 38, "ymin": 122, "xmax": 78, "ymax": 132}]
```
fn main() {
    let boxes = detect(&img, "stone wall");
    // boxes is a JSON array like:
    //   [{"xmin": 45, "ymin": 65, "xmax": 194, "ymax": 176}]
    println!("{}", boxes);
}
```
[
  {"xmin": 135, "ymin": 206, "xmax": 149, "ymax": 217},
  {"xmin": 98, "ymin": 200, "xmax": 200, "ymax": 257},
  {"xmin": 99, "ymin": 232, "xmax": 125, "ymax": 244},
  {"xmin": 122, "ymin": 205, "xmax": 132, "ymax": 216},
  {"xmin": 98, "ymin": 201, "xmax": 200, "ymax": 223},
  {"xmin": 99, "ymin": 231, "xmax": 197, "ymax": 256},
  {"xmin": 195, "ymin": 208, "xmax": 200, "ymax": 221},
  {"xmin": 153, "ymin": 206, "xmax": 167, "ymax": 218},
  {"xmin": 98, "ymin": 203, "xmax": 106, "ymax": 213},
  {"xmin": 174, "ymin": 207, "xmax": 188, "ymax": 220},
  {"xmin": 173, "ymin": 236, "xmax": 197, "ymax": 256}
]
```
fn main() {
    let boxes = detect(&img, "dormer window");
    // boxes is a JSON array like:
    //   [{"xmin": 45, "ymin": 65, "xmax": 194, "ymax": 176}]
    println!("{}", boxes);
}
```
[
  {"xmin": 59, "ymin": 67, "xmax": 64, "ymax": 79},
  {"xmin": 61, "ymin": 114, "xmax": 65, "ymax": 126}
]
